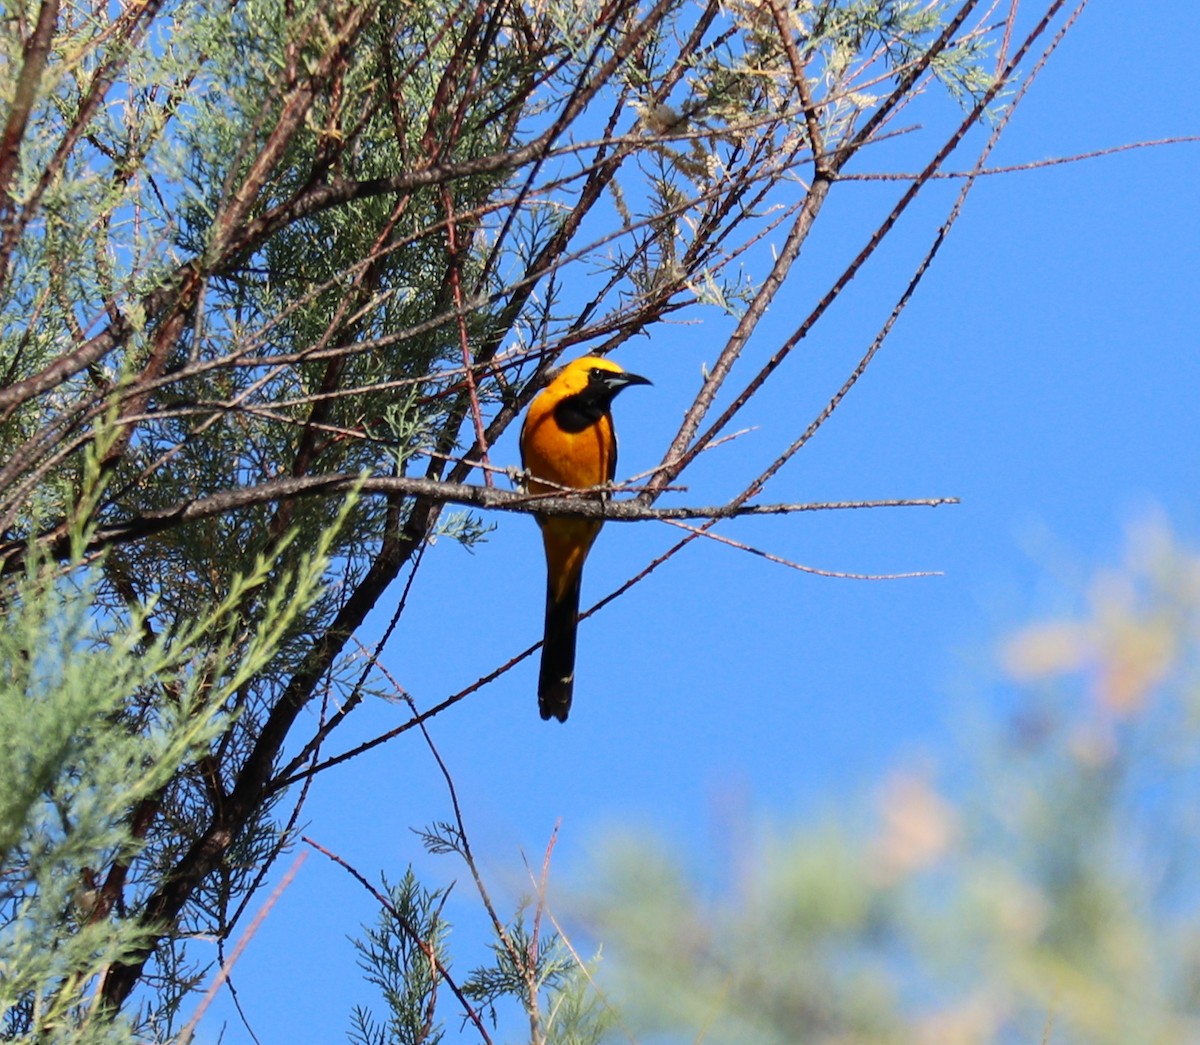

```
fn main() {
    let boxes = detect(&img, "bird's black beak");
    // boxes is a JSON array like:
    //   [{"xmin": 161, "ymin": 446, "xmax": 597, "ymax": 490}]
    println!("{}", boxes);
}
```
[{"xmin": 604, "ymin": 371, "xmax": 652, "ymax": 392}]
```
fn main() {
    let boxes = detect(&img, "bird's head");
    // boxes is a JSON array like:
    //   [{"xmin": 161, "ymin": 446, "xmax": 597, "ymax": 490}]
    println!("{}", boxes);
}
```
[{"xmin": 544, "ymin": 355, "xmax": 652, "ymax": 402}]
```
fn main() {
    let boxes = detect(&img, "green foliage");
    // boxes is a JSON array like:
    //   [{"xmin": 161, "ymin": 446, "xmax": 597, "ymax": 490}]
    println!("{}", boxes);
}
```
[
  {"xmin": 433, "ymin": 511, "xmax": 494, "ymax": 552},
  {"xmin": 0, "ymin": 491, "xmax": 346, "ymax": 1039},
  {"xmin": 541, "ymin": 964, "xmax": 616, "ymax": 1045},
  {"xmin": 346, "ymin": 539, "xmax": 1200, "ymax": 1045},
  {"xmin": 0, "ymin": 570, "xmax": 191, "ymax": 1043},
  {"xmin": 351, "ymin": 824, "xmax": 617, "ymax": 1045},
  {"xmin": 0, "ymin": 560, "xmax": 250, "ymax": 1037},
  {"xmin": 578, "ymin": 830, "xmax": 907, "ymax": 1043},
  {"xmin": 349, "ymin": 870, "xmax": 451, "ymax": 1045},
  {"xmin": 568, "ymin": 527, "xmax": 1200, "ymax": 1043}
]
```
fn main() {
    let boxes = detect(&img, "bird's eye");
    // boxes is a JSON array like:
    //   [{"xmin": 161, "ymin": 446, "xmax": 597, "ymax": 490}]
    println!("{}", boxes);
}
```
[{"xmin": 590, "ymin": 367, "xmax": 604, "ymax": 379}]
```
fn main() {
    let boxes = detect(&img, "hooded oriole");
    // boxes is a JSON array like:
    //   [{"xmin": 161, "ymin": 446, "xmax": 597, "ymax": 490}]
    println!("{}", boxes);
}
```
[{"xmin": 520, "ymin": 356, "xmax": 651, "ymax": 722}]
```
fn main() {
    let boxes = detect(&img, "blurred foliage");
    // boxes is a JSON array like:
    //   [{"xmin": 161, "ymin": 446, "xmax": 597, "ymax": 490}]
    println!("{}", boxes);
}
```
[{"xmin": 570, "ymin": 524, "xmax": 1200, "ymax": 1044}]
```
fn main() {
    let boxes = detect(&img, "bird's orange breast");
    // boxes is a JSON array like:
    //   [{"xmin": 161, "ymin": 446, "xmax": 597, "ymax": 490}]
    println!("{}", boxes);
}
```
[{"xmin": 520, "ymin": 408, "xmax": 615, "ymax": 494}]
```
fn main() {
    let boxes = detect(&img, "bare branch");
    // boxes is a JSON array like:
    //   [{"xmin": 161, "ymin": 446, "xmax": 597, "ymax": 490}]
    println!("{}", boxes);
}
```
[{"xmin": 0, "ymin": 469, "xmax": 958, "ymax": 572}]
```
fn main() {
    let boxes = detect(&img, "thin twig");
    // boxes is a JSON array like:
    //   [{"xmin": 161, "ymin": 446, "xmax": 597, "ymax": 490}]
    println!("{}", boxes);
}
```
[
  {"xmin": 443, "ymin": 185, "xmax": 494, "ymax": 486},
  {"xmin": 178, "ymin": 852, "xmax": 307, "ymax": 1044},
  {"xmin": 522, "ymin": 821, "xmax": 560, "ymax": 1045},
  {"xmin": 395, "ymin": 682, "xmax": 521, "ymax": 970},
  {"xmin": 539, "ymin": 905, "xmax": 639, "ymax": 1045},
  {"xmin": 275, "ymin": 539, "xmax": 431, "ymax": 786},
  {"xmin": 659, "ymin": 519, "xmax": 943, "ymax": 580},
  {"xmin": 301, "ymin": 836, "xmax": 493, "ymax": 1044},
  {"xmin": 837, "ymin": 136, "xmax": 1200, "ymax": 181}
]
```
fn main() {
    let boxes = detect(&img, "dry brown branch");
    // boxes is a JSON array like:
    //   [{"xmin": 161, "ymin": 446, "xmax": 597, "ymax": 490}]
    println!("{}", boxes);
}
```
[{"xmin": 0, "ymin": 0, "xmax": 60, "ymax": 223}]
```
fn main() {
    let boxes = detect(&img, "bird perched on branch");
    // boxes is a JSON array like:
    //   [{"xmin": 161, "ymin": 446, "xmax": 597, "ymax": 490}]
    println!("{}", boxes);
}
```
[{"xmin": 520, "ymin": 356, "xmax": 651, "ymax": 722}]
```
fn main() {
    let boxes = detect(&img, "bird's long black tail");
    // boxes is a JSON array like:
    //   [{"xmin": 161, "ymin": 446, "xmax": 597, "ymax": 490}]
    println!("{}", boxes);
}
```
[{"xmin": 539, "ymin": 569, "xmax": 582, "ymax": 722}]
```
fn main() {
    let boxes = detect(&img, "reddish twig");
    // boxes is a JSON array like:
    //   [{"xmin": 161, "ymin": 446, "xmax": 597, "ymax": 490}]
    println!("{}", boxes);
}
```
[
  {"xmin": 301, "ymin": 835, "xmax": 493, "ymax": 1043},
  {"xmin": 523, "ymin": 820, "xmax": 560, "ymax": 1045},
  {"xmin": 178, "ymin": 852, "xmax": 307, "ymax": 1044},
  {"xmin": 442, "ymin": 185, "xmax": 494, "ymax": 485}
]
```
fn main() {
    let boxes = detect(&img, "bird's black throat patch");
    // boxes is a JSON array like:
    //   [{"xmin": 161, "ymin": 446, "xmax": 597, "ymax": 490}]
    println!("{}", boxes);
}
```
[{"xmin": 552, "ymin": 388, "xmax": 613, "ymax": 433}]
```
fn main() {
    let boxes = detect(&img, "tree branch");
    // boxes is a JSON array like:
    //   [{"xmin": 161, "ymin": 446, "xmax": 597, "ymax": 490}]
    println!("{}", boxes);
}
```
[{"xmin": 0, "ymin": 470, "xmax": 958, "ymax": 573}]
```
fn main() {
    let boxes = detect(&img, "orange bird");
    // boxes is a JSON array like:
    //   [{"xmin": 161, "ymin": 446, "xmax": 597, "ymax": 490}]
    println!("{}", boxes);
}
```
[{"xmin": 520, "ymin": 356, "xmax": 651, "ymax": 722}]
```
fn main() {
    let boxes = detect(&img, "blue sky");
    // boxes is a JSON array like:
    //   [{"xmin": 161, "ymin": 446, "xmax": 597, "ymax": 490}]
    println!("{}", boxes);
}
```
[{"xmin": 196, "ymin": 4, "xmax": 1199, "ymax": 1040}]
